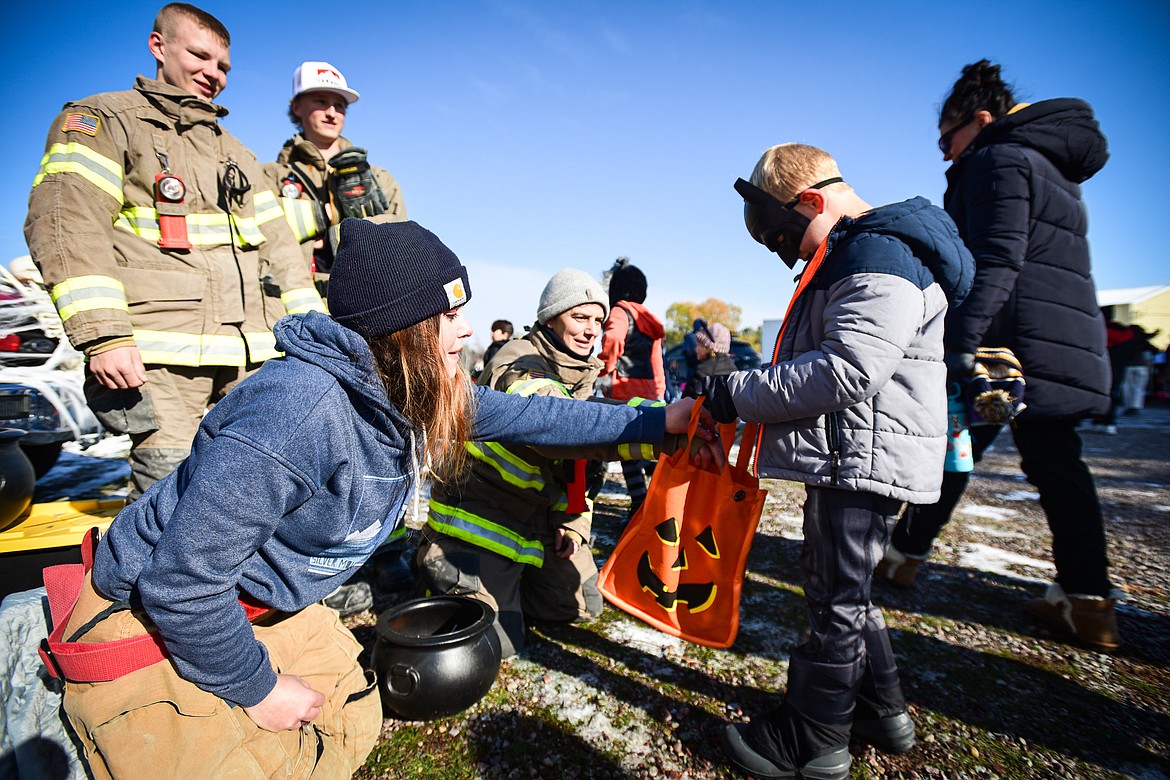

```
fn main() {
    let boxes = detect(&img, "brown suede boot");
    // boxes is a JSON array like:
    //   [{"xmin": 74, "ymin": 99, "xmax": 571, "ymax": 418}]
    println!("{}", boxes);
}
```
[
  {"xmin": 1025, "ymin": 583, "xmax": 1121, "ymax": 651},
  {"xmin": 874, "ymin": 547, "xmax": 926, "ymax": 589}
]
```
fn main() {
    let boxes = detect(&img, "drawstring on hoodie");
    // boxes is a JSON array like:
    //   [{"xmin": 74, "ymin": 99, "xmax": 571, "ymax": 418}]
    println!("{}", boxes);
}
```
[{"xmin": 404, "ymin": 429, "xmax": 430, "ymax": 529}]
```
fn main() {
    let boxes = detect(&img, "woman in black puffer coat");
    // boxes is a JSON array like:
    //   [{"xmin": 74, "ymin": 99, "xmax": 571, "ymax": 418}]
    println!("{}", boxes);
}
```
[{"xmin": 879, "ymin": 60, "xmax": 1120, "ymax": 650}]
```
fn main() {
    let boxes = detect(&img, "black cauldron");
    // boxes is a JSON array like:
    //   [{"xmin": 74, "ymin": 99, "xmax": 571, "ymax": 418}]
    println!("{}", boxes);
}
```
[
  {"xmin": 0, "ymin": 429, "xmax": 36, "ymax": 532},
  {"xmin": 372, "ymin": 595, "xmax": 501, "ymax": 721}
]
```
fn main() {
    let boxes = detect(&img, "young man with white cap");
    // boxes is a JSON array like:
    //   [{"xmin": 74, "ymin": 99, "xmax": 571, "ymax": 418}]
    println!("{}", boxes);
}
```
[{"xmin": 263, "ymin": 61, "xmax": 406, "ymax": 299}]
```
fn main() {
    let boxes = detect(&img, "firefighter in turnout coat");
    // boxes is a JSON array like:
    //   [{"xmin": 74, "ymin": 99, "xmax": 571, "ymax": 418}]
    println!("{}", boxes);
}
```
[
  {"xmin": 262, "ymin": 61, "xmax": 406, "ymax": 300},
  {"xmin": 418, "ymin": 268, "xmax": 672, "ymax": 658},
  {"xmin": 24, "ymin": 5, "xmax": 323, "ymax": 500}
]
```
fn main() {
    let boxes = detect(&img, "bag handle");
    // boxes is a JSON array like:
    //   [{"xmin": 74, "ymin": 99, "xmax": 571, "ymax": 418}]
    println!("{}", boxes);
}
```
[{"xmin": 690, "ymin": 399, "xmax": 759, "ymax": 474}]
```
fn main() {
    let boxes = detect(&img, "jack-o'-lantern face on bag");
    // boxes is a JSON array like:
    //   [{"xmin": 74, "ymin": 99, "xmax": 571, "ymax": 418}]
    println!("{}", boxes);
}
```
[{"xmin": 636, "ymin": 516, "xmax": 722, "ymax": 614}]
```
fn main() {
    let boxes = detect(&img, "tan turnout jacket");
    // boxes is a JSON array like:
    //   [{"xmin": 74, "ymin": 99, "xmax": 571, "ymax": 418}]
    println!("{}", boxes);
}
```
[
  {"xmin": 262, "ymin": 134, "xmax": 405, "ymax": 283},
  {"xmin": 25, "ymin": 76, "xmax": 323, "ymax": 366}
]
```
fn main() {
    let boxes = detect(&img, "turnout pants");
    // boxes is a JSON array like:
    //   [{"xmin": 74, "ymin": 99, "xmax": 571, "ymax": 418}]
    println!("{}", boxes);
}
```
[
  {"xmin": 750, "ymin": 487, "xmax": 906, "ymax": 765},
  {"xmin": 60, "ymin": 575, "xmax": 381, "ymax": 779},
  {"xmin": 416, "ymin": 526, "xmax": 602, "ymax": 659},
  {"xmin": 85, "ymin": 364, "xmax": 253, "ymax": 500},
  {"xmin": 891, "ymin": 415, "xmax": 1113, "ymax": 596}
]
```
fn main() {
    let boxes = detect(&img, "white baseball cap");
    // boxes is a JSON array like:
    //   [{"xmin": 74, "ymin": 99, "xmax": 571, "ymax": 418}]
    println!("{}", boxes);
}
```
[{"xmin": 292, "ymin": 61, "xmax": 360, "ymax": 104}]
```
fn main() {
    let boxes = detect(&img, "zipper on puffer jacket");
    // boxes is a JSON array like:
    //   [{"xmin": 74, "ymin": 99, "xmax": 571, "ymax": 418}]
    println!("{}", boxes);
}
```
[{"xmin": 827, "ymin": 411, "xmax": 842, "ymax": 485}]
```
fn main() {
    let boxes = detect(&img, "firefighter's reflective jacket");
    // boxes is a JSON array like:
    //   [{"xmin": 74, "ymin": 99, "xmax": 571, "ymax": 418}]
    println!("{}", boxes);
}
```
[
  {"xmin": 427, "ymin": 325, "xmax": 671, "ymax": 567},
  {"xmin": 261, "ymin": 134, "xmax": 405, "ymax": 283},
  {"xmin": 25, "ymin": 77, "xmax": 324, "ymax": 366}
]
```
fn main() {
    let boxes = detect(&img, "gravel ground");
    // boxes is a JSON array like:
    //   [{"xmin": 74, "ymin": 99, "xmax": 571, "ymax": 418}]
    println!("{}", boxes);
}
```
[
  {"xmin": 24, "ymin": 405, "xmax": 1169, "ymax": 778},
  {"xmin": 352, "ymin": 404, "xmax": 1170, "ymax": 780}
]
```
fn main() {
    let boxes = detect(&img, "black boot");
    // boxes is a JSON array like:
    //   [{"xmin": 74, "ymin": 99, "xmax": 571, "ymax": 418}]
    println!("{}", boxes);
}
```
[
  {"xmin": 852, "ymin": 621, "xmax": 916, "ymax": 754},
  {"xmin": 723, "ymin": 655, "xmax": 857, "ymax": 780}
]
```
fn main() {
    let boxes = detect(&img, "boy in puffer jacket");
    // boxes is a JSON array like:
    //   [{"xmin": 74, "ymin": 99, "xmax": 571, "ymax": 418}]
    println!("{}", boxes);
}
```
[{"xmin": 690, "ymin": 143, "xmax": 974, "ymax": 779}]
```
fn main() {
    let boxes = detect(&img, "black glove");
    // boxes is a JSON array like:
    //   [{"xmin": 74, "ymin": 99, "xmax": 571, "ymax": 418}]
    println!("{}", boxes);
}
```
[
  {"xmin": 943, "ymin": 352, "xmax": 976, "ymax": 384},
  {"xmin": 684, "ymin": 374, "xmax": 739, "ymax": 424},
  {"xmin": 327, "ymin": 148, "xmax": 390, "ymax": 218}
]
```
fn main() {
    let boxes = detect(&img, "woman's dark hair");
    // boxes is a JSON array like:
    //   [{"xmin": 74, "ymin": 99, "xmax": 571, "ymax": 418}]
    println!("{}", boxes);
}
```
[
  {"xmin": 606, "ymin": 257, "xmax": 648, "ymax": 307},
  {"xmin": 940, "ymin": 59, "xmax": 1016, "ymax": 126}
]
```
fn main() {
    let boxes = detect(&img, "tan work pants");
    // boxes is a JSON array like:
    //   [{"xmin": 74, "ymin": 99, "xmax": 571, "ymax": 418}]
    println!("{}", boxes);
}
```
[
  {"xmin": 85, "ymin": 363, "xmax": 252, "ymax": 499},
  {"xmin": 60, "ymin": 574, "xmax": 382, "ymax": 779}
]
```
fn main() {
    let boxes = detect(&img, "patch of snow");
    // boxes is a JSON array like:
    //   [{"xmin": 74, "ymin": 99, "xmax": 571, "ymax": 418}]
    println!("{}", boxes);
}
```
[
  {"xmin": 958, "ymin": 504, "xmax": 1020, "ymax": 521},
  {"xmin": 1153, "ymin": 505, "xmax": 1170, "ymax": 513},
  {"xmin": 957, "ymin": 542, "xmax": 1052, "ymax": 583},
  {"xmin": 64, "ymin": 434, "xmax": 129, "ymax": 458},
  {"xmin": 964, "ymin": 523, "xmax": 1028, "ymax": 540},
  {"xmin": 998, "ymin": 490, "xmax": 1041, "ymax": 502},
  {"xmin": 526, "ymin": 666, "xmax": 660, "ymax": 768},
  {"xmin": 603, "ymin": 619, "xmax": 687, "ymax": 657}
]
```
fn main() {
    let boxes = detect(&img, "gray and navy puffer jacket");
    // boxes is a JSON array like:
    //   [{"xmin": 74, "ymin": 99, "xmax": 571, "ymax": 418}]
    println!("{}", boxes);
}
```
[
  {"xmin": 944, "ymin": 98, "xmax": 1110, "ymax": 419},
  {"xmin": 727, "ymin": 198, "xmax": 974, "ymax": 503}
]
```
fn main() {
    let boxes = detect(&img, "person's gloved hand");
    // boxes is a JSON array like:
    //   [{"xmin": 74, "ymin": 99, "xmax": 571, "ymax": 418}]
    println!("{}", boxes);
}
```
[
  {"xmin": 683, "ymin": 374, "xmax": 739, "ymax": 424},
  {"xmin": 943, "ymin": 352, "xmax": 976, "ymax": 383},
  {"xmin": 328, "ymin": 148, "xmax": 390, "ymax": 218}
]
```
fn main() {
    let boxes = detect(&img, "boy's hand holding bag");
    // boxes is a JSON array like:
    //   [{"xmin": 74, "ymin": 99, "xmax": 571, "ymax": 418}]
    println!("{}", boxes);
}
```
[{"xmin": 597, "ymin": 399, "xmax": 767, "ymax": 648}]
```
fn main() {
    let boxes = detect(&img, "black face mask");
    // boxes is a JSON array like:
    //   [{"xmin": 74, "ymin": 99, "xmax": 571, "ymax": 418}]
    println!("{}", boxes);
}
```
[{"xmin": 733, "ymin": 177, "xmax": 843, "ymax": 268}]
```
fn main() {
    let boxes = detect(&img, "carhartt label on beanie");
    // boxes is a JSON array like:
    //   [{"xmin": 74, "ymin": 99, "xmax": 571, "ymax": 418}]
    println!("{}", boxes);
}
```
[
  {"xmin": 329, "ymin": 219, "xmax": 471, "ymax": 337},
  {"xmin": 537, "ymin": 268, "xmax": 608, "ymax": 324}
]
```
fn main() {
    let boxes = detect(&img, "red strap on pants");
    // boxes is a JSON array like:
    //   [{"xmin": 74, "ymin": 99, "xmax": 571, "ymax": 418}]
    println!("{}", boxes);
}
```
[
  {"xmin": 39, "ymin": 528, "xmax": 272, "ymax": 682},
  {"xmin": 565, "ymin": 460, "xmax": 587, "ymax": 515}
]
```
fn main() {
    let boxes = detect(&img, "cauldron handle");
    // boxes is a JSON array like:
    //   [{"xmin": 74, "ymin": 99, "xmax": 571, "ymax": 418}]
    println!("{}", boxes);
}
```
[{"xmin": 388, "ymin": 664, "xmax": 420, "ymax": 697}]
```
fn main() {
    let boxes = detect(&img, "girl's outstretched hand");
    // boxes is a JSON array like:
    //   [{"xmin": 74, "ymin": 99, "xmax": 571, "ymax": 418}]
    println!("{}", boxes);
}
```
[{"xmin": 664, "ymin": 397, "xmax": 727, "ymax": 472}]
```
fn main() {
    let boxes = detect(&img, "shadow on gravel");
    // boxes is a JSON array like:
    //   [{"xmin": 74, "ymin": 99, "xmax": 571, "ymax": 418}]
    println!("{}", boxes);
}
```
[
  {"xmin": 530, "ymin": 622, "xmax": 759, "ymax": 773},
  {"xmin": 894, "ymin": 629, "xmax": 1170, "ymax": 770},
  {"xmin": 872, "ymin": 567, "xmax": 1170, "ymax": 668},
  {"xmin": 466, "ymin": 713, "xmax": 630, "ymax": 779}
]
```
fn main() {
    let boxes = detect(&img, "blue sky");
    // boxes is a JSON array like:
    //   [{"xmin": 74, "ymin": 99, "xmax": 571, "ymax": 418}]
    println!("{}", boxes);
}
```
[{"xmin": 6, "ymin": 1, "xmax": 1168, "ymax": 350}]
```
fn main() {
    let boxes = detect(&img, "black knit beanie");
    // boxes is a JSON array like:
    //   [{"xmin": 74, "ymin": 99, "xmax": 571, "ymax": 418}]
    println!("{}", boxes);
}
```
[
  {"xmin": 607, "ymin": 259, "xmax": 647, "ymax": 307},
  {"xmin": 329, "ymin": 219, "xmax": 471, "ymax": 337}
]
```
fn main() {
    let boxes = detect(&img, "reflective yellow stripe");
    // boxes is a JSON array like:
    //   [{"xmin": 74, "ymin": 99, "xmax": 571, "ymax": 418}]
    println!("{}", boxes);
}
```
[
  {"xmin": 253, "ymin": 191, "xmax": 284, "ymax": 225},
  {"xmin": 50, "ymin": 275, "xmax": 128, "ymax": 322},
  {"xmin": 281, "ymin": 287, "xmax": 325, "ymax": 315},
  {"xmin": 507, "ymin": 377, "xmax": 572, "ymax": 398},
  {"xmin": 244, "ymin": 331, "xmax": 280, "ymax": 362},
  {"xmin": 132, "ymin": 330, "xmax": 247, "ymax": 366},
  {"xmin": 113, "ymin": 206, "xmax": 269, "ymax": 248},
  {"xmin": 427, "ymin": 500, "xmax": 544, "ymax": 566},
  {"xmin": 625, "ymin": 397, "xmax": 665, "ymax": 408},
  {"xmin": 550, "ymin": 496, "xmax": 593, "ymax": 519},
  {"xmin": 280, "ymin": 196, "xmax": 321, "ymax": 242},
  {"xmin": 617, "ymin": 442, "xmax": 657, "ymax": 460},
  {"xmin": 465, "ymin": 441, "xmax": 545, "ymax": 490},
  {"xmin": 32, "ymin": 142, "xmax": 124, "ymax": 204}
]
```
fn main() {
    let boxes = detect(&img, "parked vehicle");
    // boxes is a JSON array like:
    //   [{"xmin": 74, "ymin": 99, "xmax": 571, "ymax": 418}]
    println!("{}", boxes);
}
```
[{"xmin": 0, "ymin": 259, "xmax": 101, "ymax": 476}]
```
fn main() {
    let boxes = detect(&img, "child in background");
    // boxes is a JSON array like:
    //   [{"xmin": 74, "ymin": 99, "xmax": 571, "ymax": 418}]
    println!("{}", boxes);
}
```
[
  {"xmin": 598, "ymin": 257, "xmax": 667, "ymax": 521},
  {"xmin": 691, "ymin": 322, "xmax": 737, "ymax": 384}
]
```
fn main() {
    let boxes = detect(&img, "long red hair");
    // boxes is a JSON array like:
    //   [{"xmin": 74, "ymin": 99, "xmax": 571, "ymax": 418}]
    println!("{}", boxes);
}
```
[{"xmin": 368, "ymin": 314, "xmax": 475, "ymax": 480}]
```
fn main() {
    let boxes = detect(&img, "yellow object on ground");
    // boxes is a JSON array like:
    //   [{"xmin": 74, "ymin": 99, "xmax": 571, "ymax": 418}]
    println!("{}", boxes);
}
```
[{"xmin": 0, "ymin": 499, "xmax": 123, "ymax": 554}]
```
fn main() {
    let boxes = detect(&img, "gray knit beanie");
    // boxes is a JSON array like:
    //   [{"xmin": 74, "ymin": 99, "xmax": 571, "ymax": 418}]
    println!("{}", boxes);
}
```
[
  {"xmin": 329, "ymin": 219, "xmax": 471, "ymax": 337},
  {"xmin": 536, "ymin": 268, "xmax": 608, "ymax": 324}
]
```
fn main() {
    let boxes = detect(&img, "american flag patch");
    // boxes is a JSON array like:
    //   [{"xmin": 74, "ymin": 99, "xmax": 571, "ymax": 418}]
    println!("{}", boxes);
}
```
[{"xmin": 62, "ymin": 113, "xmax": 100, "ymax": 136}]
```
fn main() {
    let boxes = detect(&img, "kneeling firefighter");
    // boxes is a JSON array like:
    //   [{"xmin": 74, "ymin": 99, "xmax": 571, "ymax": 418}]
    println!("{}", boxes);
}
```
[{"xmin": 417, "ymin": 268, "xmax": 673, "ymax": 658}]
